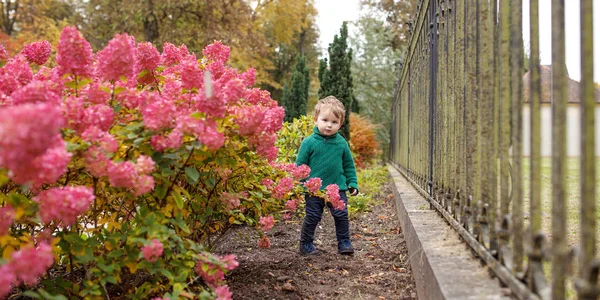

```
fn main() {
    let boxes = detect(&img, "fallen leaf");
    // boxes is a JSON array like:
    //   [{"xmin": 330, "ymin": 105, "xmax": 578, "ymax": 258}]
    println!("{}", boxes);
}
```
[
  {"xmin": 319, "ymin": 280, "xmax": 327, "ymax": 285},
  {"xmin": 268, "ymin": 272, "xmax": 275, "ymax": 277},
  {"xmin": 282, "ymin": 282, "xmax": 296, "ymax": 292},
  {"xmin": 341, "ymin": 269, "xmax": 349, "ymax": 276}
]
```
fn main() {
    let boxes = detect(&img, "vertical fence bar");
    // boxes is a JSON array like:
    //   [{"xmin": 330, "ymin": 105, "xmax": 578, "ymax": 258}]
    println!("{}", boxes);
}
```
[
  {"xmin": 479, "ymin": 0, "xmax": 493, "ymax": 249},
  {"xmin": 551, "ymin": 0, "xmax": 567, "ymax": 298},
  {"xmin": 464, "ymin": 0, "xmax": 477, "ymax": 233},
  {"xmin": 527, "ymin": 0, "xmax": 550, "ymax": 297},
  {"xmin": 440, "ymin": 0, "xmax": 448, "ymax": 207},
  {"xmin": 490, "ymin": 0, "xmax": 500, "ymax": 254},
  {"xmin": 447, "ymin": 0, "xmax": 457, "ymax": 215},
  {"xmin": 510, "ymin": 0, "xmax": 524, "ymax": 275},
  {"xmin": 455, "ymin": 0, "xmax": 465, "ymax": 224},
  {"xmin": 576, "ymin": 0, "xmax": 598, "ymax": 299},
  {"xmin": 498, "ymin": 0, "xmax": 513, "ymax": 270},
  {"xmin": 429, "ymin": 1, "xmax": 438, "ymax": 196}
]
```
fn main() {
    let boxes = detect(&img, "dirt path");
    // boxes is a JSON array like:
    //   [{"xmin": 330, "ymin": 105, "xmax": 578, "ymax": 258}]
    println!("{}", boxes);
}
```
[{"xmin": 215, "ymin": 183, "xmax": 418, "ymax": 299}]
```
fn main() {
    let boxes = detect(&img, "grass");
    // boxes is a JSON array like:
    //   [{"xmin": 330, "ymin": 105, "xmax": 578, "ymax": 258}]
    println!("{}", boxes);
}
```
[
  {"xmin": 521, "ymin": 157, "xmax": 600, "ymax": 247},
  {"xmin": 347, "ymin": 164, "xmax": 389, "ymax": 218}
]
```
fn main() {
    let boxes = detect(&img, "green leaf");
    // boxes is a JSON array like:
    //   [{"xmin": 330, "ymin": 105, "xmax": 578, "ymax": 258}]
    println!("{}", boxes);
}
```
[
  {"xmin": 22, "ymin": 291, "xmax": 41, "ymax": 299},
  {"xmin": 185, "ymin": 167, "xmax": 200, "ymax": 185},
  {"xmin": 173, "ymin": 189, "xmax": 184, "ymax": 209}
]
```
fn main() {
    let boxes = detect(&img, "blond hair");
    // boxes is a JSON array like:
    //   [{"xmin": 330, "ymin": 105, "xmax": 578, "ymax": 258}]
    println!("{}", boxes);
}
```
[{"xmin": 312, "ymin": 96, "xmax": 346, "ymax": 124}]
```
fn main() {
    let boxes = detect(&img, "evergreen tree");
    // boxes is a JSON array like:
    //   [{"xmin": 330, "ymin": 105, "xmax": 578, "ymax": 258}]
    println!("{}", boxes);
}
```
[
  {"xmin": 282, "ymin": 55, "xmax": 310, "ymax": 122},
  {"xmin": 318, "ymin": 22, "xmax": 355, "ymax": 140}
]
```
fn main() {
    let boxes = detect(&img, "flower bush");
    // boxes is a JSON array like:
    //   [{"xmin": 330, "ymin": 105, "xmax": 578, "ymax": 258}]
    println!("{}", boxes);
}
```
[
  {"xmin": 0, "ymin": 27, "xmax": 340, "ymax": 299},
  {"xmin": 349, "ymin": 114, "xmax": 382, "ymax": 169}
]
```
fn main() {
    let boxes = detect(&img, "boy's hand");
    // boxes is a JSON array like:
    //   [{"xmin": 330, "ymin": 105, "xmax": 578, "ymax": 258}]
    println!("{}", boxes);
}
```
[{"xmin": 349, "ymin": 187, "xmax": 358, "ymax": 196}]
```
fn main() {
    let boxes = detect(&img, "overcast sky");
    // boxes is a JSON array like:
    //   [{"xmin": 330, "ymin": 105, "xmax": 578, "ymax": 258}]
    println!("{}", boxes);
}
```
[
  {"xmin": 315, "ymin": 0, "xmax": 600, "ymax": 82},
  {"xmin": 523, "ymin": 0, "xmax": 600, "ymax": 82},
  {"xmin": 314, "ymin": 0, "xmax": 361, "ymax": 56}
]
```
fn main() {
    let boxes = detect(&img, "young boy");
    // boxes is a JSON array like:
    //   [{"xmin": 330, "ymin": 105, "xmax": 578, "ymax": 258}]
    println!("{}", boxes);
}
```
[{"xmin": 296, "ymin": 96, "xmax": 359, "ymax": 255}]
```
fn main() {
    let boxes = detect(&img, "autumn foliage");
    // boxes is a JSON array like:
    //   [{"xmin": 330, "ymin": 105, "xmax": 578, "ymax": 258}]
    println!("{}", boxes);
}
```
[{"xmin": 349, "ymin": 114, "xmax": 382, "ymax": 168}]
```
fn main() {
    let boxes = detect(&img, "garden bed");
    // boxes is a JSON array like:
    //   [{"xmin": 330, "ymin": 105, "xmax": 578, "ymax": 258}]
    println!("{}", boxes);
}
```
[{"xmin": 215, "ymin": 182, "xmax": 418, "ymax": 299}]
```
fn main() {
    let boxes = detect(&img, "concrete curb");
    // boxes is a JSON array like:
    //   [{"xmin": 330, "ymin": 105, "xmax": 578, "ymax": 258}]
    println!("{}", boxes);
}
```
[{"xmin": 387, "ymin": 164, "xmax": 511, "ymax": 300}]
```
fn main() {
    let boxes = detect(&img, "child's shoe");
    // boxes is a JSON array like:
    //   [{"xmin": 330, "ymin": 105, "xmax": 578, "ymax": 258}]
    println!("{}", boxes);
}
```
[
  {"xmin": 338, "ymin": 239, "xmax": 354, "ymax": 255},
  {"xmin": 299, "ymin": 242, "xmax": 319, "ymax": 255}
]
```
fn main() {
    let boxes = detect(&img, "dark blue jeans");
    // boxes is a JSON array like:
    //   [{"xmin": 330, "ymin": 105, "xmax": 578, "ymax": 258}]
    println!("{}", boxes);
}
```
[{"xmin": 300, "ymin": 191, "xmax": 350, "ymax": 244}]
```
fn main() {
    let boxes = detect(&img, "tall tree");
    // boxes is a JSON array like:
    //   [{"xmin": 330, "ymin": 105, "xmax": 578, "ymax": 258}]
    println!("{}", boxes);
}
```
[
  {"xmin": 350, "ymin": 13, "xmax": 403, "ymax": 151},
  {"xmin": 359, "ymin": 0, "xmax": 418, "ymax": 51},
  {"xmin": 318, "ymin": 22, "xmax": 355, "ymax": 140},
  {"xmin": 251, "ymin": 0, "xmax": 320, "ymax": 102},
  {"xmin": 282, "ymin": 55, "xmax": 310, "ymax": 122}
]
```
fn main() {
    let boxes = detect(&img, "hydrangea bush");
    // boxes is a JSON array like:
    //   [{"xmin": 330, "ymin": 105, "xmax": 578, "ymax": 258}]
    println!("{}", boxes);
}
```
[{"xmin": 0, "ymin": 27, "xmax": 340, "ymax": 299}]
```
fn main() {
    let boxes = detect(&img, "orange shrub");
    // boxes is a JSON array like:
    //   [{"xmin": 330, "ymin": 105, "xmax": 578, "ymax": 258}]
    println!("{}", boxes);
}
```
[{"xmin": 349, "ymin": 114, "xmax": 381, "ymax": 168}]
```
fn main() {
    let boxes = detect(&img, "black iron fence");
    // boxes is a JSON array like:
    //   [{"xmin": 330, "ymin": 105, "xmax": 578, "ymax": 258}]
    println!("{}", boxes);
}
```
[{"xmin": 389, "ymin": 0, "xmax": 597, "ymax": 299}]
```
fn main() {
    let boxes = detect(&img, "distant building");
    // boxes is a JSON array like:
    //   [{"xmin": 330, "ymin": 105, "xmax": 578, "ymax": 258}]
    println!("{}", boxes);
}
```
[{"xmin": 522, "ymin": 65, "xmax": 600, "ymax": 156}]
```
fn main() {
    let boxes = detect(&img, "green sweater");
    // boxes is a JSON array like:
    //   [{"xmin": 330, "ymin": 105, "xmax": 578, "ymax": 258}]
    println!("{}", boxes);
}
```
[{"xmin": 296, "ymin": 126, "xmax": 358, "ymax": 191}]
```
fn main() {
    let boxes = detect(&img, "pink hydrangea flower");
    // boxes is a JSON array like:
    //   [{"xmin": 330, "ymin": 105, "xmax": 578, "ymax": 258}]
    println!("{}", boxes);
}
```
[
  {"xmin": 142, "ymin": 95, "xmax": 177, "ymax": 131},
  {"xmin": 81, "ymin": 126, "xmax": 119, "ymax": 153},
  {"xmin": 0, "ymin": 43, "xmax": 7, "ymax": 62},
  {"xmin": 10, "ymin": 242, "xmax": 54, "ymax": 286},
  {"xmin": 195, "ymin": 258, "xmax": 226, "ymax": 288},
  {"xmin": 116, "ymin": 87, "xmax": 141, "ymax": 109},
  {"xmin": 219, "ymin": 192, "xmax": 242, "ymax": 211},
  {"xmin": 141, "ymin": 239, "xmax": 163, "ymax": 262},
  {"xmin": 258, "ymin": 235, "xmax": 271, "ymax": 249},
  {"xmin": 272, "ymin": 177, "xmax": 294, "ymax": 200},
  {"xmin": 244, "ymin": 88, "xmax": 276, "ymax": 107},
  {"xmin": 135, "ymin": 155, "xmax": 155, "ymax": 175},
  {"xmin": 160, "ymin": 43, "xmax": 185, "ymax": 66},
  {"xmin": 239, "ymin": 67, "xmax": 256, "ymax": 86},
  {"xmin": 206, "ymin": 61, "xmax": 226, "ymax": 80},
  {"xmin": 249, "ymin": 133, "xmax": 278, "ymax": 161},
  {"xmin": 261, "ymin": 106, "xmax": 285, "ymax": 134},
  {"xmin": 0, "ymin": 103, "xmax": 64, "ymax": 170},
  {"xmin": 21, "ymin": 41, "xmax": 52, "ymax": 65},
  {"xmin": 199, "ymin": 120, "xmax": 225, "ymax": 151},
  {"xmin": 214, "ymin": 285, "xmax": 233, "ymax": 300},
  {"xmin": 150, "ymin": 130, "xmax": 183, "ymax": 151},
  {"xmin": 133, "ymin": 175, "xmax": 155, "ymax": 196},
  {"xmin": 56, "ymin": 26, "xmax": 94, "ymax": 78},
  {"xmin": 285, "ymin": 199, "xmax": 298, "ymax": 211},
  {"xmin": 0, "ymin": 205, "xmax": 15, "ymax": 236},
  {"xmin": 136, "ymin": 42, "xmax": 160, "ymax": 72},
  {"xmin": 282, "ymin": 212, "xmax": 291, "ymax": 220},
  {"xmin": 34, "ymin": 186, "xmax": 95, "ymax": 226},
  {"xmin": 80, "ymin": 104, "xmax": 115, "ymax": 132},
  {"xmin": 10, "ymin": 80, "xmax": 61, "ymax": 106},
  {"xmin": 95, "ymin": 33, "xmax": 136, "ymax": 82},
  {"xmin": 260, "ymin": 178, "xmax": 274, "ymax": 189},
  {"xmin": 292, "ymin": 164, "xmax": 311, "ymax": 180},
  {"xmin": 180, "ymin": 57, "xmax": 203, "ymax": 90},
  {"xmin": 303, "ymin": 177, "xmax": 322, "ymax": 194},
  {"xmin": 86, "ymin": 83, "xmax": 111, "ymax": 105},
  {"xmin": 3, "ymin": 54, "xmax": 33, "ymax": 85},
  {"xmin": 83, "ymin": 146, "xmax": 113, "ymax": 177},
  {"xmin": 259, "ymin": 216, "xmax": 275, "ymax": 232},
  {"xmin": 218, "ymin": 78, "xmax": 245, "ymax": 104},
  {"xmin": 203, "ymin": 41, "xmax": 230, "ymax": 64},
  {"xmin": 107, "ymin": 161, "xmax": 138, "ymax": 189},
  {"xmin": 0, "ymin": 264, "xmax": 15, "ymax": 298},
  {"xmin": 0, "ymin": 73, "xmax": 20, "ymax": 95},
  {"xmin": 10, "ymin": 137, "xmax": 72, "ymax": 189},
  {"xmin": 234, "ymin": 105, "xmax": 265, "ymax": 136},
  {"xmin": 325, "ymin": 184, "xmax": 345, "ymax": 211},
  {"xmin": 220, "ymin": 254, "xmax": 239, "ymax": 271}
]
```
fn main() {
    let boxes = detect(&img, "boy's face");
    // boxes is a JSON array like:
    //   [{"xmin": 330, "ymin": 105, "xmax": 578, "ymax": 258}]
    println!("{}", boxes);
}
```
[{"xmin": 314, "ymin": 109, "xmax": 341, "ymax": 136}]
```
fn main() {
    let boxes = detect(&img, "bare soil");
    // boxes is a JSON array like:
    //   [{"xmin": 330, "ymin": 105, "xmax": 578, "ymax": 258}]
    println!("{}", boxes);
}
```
[{"xmin": 215, "ymin": 183, "xmax": 418, "ymax": 300}]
